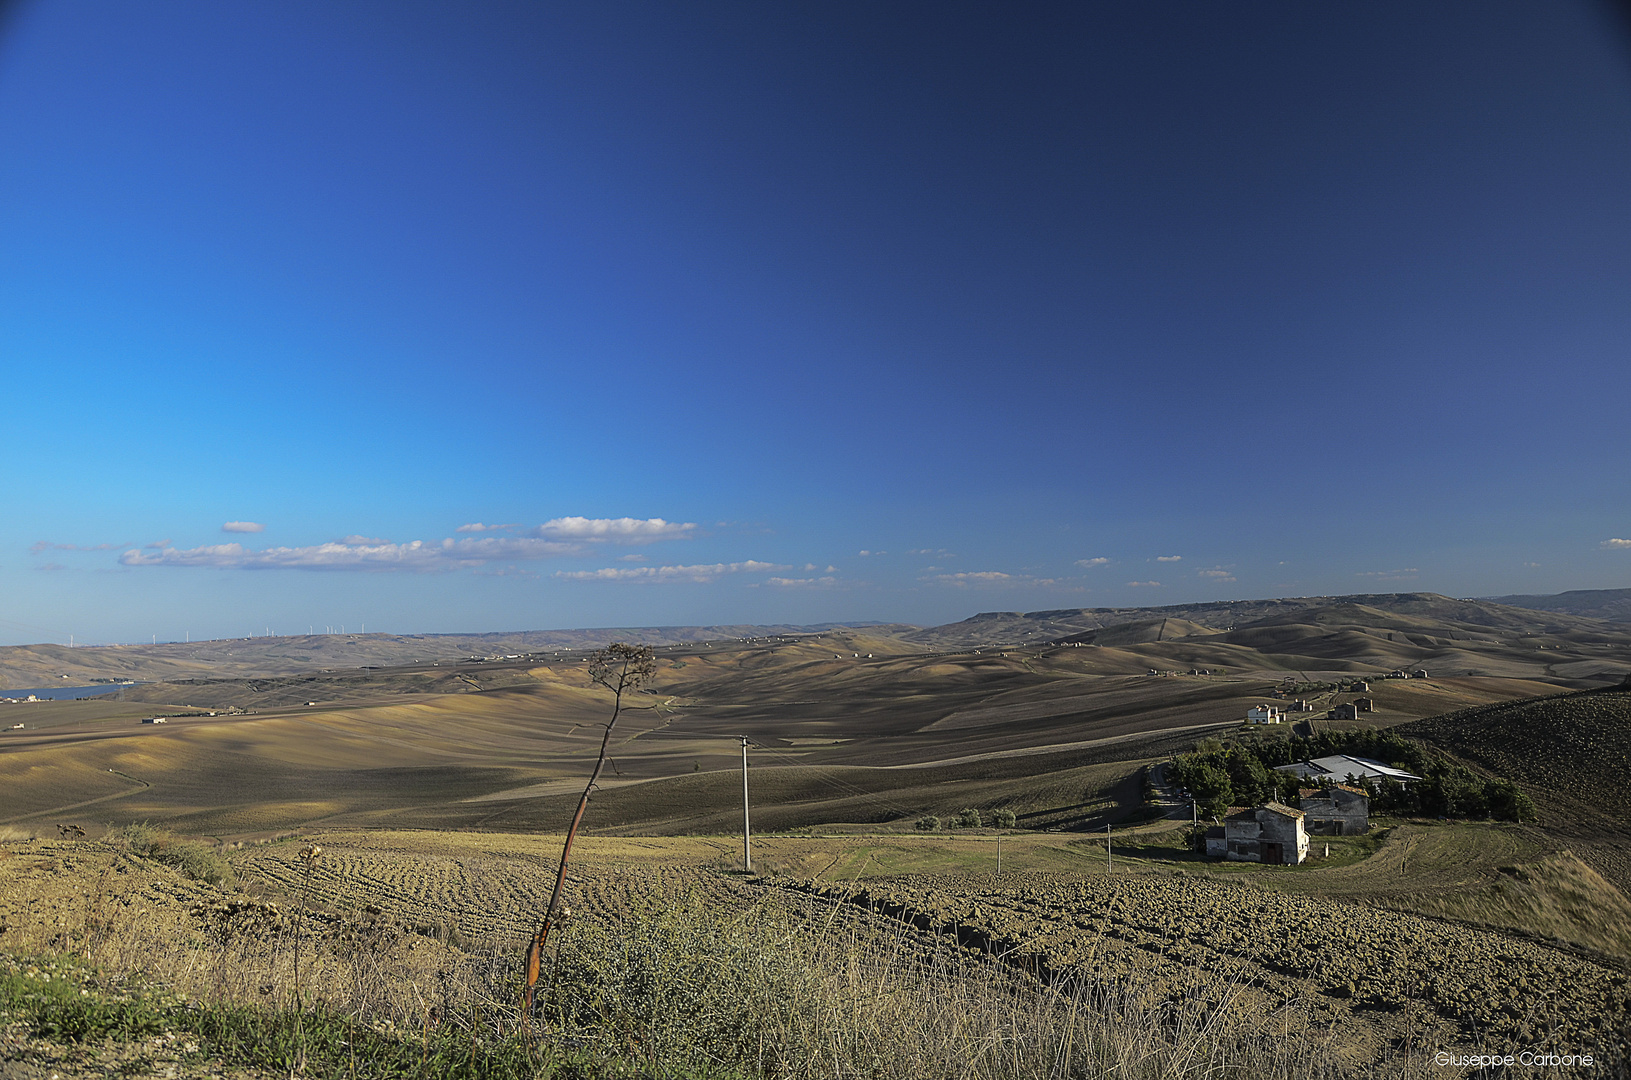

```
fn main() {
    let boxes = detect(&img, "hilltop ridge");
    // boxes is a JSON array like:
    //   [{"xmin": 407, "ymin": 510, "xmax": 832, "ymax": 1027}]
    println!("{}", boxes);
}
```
[
  {"xmin": 4, "ymin": 591, "xmax": 1629, "ymax": 691},
  {"xmin": 1487, "ymin": 587, "xmax": 1631, "ymax": 623},
  {"xmin": 901, "ymin": 592, "xmax": 1621, "ymax": 648}
]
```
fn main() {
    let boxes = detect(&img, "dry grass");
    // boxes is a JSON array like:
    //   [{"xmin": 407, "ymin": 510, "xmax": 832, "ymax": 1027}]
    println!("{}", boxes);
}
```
[
  {"xmin": 0, "ymin": 835, "xmax": 1509, "ymax": 1078},
  {"xmin": 1379, "ymin": 851, "xmax": 1631, "ymax": 959}
]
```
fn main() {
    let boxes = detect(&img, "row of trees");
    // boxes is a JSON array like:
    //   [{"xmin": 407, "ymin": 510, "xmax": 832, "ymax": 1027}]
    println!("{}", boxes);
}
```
[
  {"xmin": 915, "ymin": 808, "xmax": 1018, "ymax": 830},
  {"xmin": 1363, "ymin": 770, "xmax": 1536, "ymax": 821},
  {"xmin": 1248, "ymin": 728, "xmax": 1431, "ymax": 774},
  {"xmin": 1169, "ymin": 744, "xmax": 1303, "ymax": 814},
  {"xmin": 1169, "ymin": 729, "xmax": 1536, "ymax": 822}
]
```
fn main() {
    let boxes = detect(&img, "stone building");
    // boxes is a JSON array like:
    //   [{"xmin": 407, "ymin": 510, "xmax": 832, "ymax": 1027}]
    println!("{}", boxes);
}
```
[
  {"xmin": 1298, "ymin": 785, "xmax": 1369, "ymax": 835},
  {"xmin": 1208, "ymin": 802, "xmax": 1308, "ymax": 864}
]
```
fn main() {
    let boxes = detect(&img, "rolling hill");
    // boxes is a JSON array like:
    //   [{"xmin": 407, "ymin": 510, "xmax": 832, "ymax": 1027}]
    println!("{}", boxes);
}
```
[
  {"xmin": 1397, "ymin": 681, "xmax": 1631, "ymax": 889},
  {"xmin": 1488, "ymin": 587, "xmax": 1631, "ymax": 623}
]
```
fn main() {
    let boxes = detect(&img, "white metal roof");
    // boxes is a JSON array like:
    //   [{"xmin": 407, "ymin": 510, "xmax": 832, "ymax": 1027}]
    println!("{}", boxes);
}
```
[{"xmin": 1274, "ymin": 754, "xmax": 1422, "ymax": 783}]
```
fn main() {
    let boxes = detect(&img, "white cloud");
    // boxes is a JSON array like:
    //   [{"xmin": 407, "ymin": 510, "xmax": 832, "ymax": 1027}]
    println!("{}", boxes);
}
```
[
  {"xmin": 909, "ymin": 548, "xmax": 954, "ymax": 557},
  {"xmin": 1198, "ymin": 568, "xmax": 1236, "ymax": 582},
  {"xmin": 1155, "ymin": 555, "xmax": 1182, "ymax": 563},
  {"xmin": 930, "ymin": 571, "xmax": 1013, "ymax": 586},
  {"xmin": 531, "ymin": 516, "xmax": 694, "ymax": 542},
  {"xmin": 1602, "ymin": 538, "xmax": 1631, "ymax": 549},
  {"xmin": 1524, "ymin": 561, "xmax": 1541, "ymax": 567},
  {"xmin": 1127, "ymin": 580, "xmax": 1161, "ymax": 587},
  {"xmin": 555, "ymin": 561, "xmax": 788, "ymax": 583},
  {"xmin": 1076, "ymin": 557, "xmax": 1110, "ymax": 567},
  {"xmin": 30, "ymin": 540, "xmax": 125, "ymax": 553},
  {"xmin": 120, "ymin": 536, "xmax": 582, "ymax": 571},
  {"xmin": 858, "ymin": 549, "xmax": 883, "ymax": 557},
  {"xmin": 1356, "ymin": 568, "xmax": 1419, "ymax": 580},
  {"xmin": 762, "ymin": 576, "xmax": 840, "ymax": 588},
  {"xmin": 119, "ymin": 516, "xmax": 699, "ymax": 572}
]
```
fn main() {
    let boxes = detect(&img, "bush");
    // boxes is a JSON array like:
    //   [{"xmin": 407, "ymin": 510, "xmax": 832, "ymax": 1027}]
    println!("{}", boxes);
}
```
[
  {"xmin": 956, "ymin": 808, "xmax": 982, "ymax": 829},
  {"xmin": 990, "ymin": 809, "xmax": 1016, "ymax": 829},
  {"xmin": 915, "ymin": 815, "xmax": 941, "ymax": 831},
  {"xmin": 108, "ymin": 822, "xmax": 235, "ymax": 887},
  {"xmin": 542, "ymin": 892, "xmax": 817, "ymax": 1071}
]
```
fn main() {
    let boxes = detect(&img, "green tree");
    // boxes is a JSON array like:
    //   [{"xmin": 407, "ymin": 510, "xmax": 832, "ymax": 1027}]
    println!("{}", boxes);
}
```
[
  {"xmin": 915, "ymin": 815, "xmax": 941, "ymax": 831},
  {"xmin": 1485, "ymin": 780, "xmax": 1537, "ymax": 822},
  {"xmin": 1187, "ymin": 760, "xmax": 1234, "ymax": 817},
  {"xmin": 1224, "ymin": 746, "xmax": 1273, "ymax": 805},
  {"xmin": 957, "ymin": 807, "xmax": 983, "ymax": 829},
  {"xmin": 991, "ymin": 809, "xmax": 1017, "ymax": 828}
]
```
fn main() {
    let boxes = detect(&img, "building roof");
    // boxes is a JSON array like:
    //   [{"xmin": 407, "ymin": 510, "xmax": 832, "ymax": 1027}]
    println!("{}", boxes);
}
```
[
  {"xmin": 1274, "ymin": 754, "xmax": 1422, "ymax": 784},
  {"xmin": 1300, "ymin": 783, "xmax": 1367, "ymax": 801},
  {"xmin": 1226, "ymin": 802, "xmax": 1304, "ymax": 822}
]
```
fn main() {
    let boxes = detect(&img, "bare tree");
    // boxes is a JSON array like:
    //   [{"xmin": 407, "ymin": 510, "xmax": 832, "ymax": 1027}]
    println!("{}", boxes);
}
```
[{"xmin": 522, "ymin": 642, "xmax": 658, "ymax": 1024}]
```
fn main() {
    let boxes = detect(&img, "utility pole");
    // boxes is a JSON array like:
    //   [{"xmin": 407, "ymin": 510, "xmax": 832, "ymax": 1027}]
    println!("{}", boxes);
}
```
[
  {"xmin": 741, "ymin": 737, "xmax": 752, "ymax": 873},
  {"xmin": 1106, "ymin": 823, "xmax": 1113, "ymax": 873},
  {"xmin": 996, "ymin": 837, "xmax": 1002, "ymax": 876}
]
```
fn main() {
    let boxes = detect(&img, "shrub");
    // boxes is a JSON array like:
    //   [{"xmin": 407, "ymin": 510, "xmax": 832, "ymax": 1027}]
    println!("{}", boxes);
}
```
[
  {"xmin": 541, "ymin": 892, "xmax": 817, "ymax": 1071},
  {"xmin": 108, "ymin": 822, "xmax": 235, "ymax": 887},
  {"xmin": 991, "ymin": 809, "xmax": 1016, "ymax": 829},
  {"xmin": 956, "ymin": 808, "xmax": 982, "ymax": 829},
  {"xmin": 915, "ymin": 815, "xmax": 941, "ymax": 831}
]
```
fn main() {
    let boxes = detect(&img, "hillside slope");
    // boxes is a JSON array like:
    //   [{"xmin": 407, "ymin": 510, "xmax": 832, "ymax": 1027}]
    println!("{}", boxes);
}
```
[
  {"xmin": 1399, "ymin": 682, "xmax": 1631, "ymax": 889},
  {"xmin": 0, "ymin": 622, "xmax": 901, "ymax": 689},
  {"xmin": 905, "ymin": 592, "xmax": 1625, "ymax": 649},
  {"xmin": 1489, "ymin": 587, "xmax": 1631, "ymax": 623}
]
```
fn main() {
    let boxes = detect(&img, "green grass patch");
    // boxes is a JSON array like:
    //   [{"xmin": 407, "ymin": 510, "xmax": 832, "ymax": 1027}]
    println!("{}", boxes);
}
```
[{"xmin": 0, "ymin": 952, "xmax": 727, "ymax": 1080}]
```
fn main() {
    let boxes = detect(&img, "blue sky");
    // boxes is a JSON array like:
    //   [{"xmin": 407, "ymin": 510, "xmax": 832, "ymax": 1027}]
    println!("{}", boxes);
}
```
[{"xmin": 3, "ymin": 1, "xmax": 1630, "ymax": 645}]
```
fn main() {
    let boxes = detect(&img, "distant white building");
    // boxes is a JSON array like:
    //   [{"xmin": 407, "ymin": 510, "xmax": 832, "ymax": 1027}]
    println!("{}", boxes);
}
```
[
  {"xmin": 1247, "ymin": 704, "xmax": 1283, "ymax": 724},
  {"xmin": 1275, "ymin": 754, "xmax": 1421, "ymax": 785}
]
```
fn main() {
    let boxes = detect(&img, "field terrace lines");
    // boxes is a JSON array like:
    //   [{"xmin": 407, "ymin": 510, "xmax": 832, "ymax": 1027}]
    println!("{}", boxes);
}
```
[
  {"xmin": 235, "ymin": 832, "xmax": 744, "ymax": 944},
  {"xmin": 791, "ymin": 873, "xmax": 1631, "ymax": 1057}
]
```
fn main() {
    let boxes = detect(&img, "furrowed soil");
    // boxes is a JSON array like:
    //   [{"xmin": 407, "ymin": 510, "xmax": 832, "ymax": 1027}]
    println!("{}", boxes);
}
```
[{"xmin": 3, "ymin": 829, "xmax": 1628, "ymax": 1076}]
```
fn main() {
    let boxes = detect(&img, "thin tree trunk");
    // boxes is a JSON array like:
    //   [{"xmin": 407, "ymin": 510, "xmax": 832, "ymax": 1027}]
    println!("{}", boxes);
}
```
[{"xmin": 521, "ymin": 666, "xmax": 628, "ymax": 1025}]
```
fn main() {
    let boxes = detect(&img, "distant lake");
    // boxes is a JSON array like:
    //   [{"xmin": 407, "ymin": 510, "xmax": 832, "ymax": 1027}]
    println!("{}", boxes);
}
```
[{"xmin": 2, "ymin": 684, "xmax": 135, "ymax": 701}]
